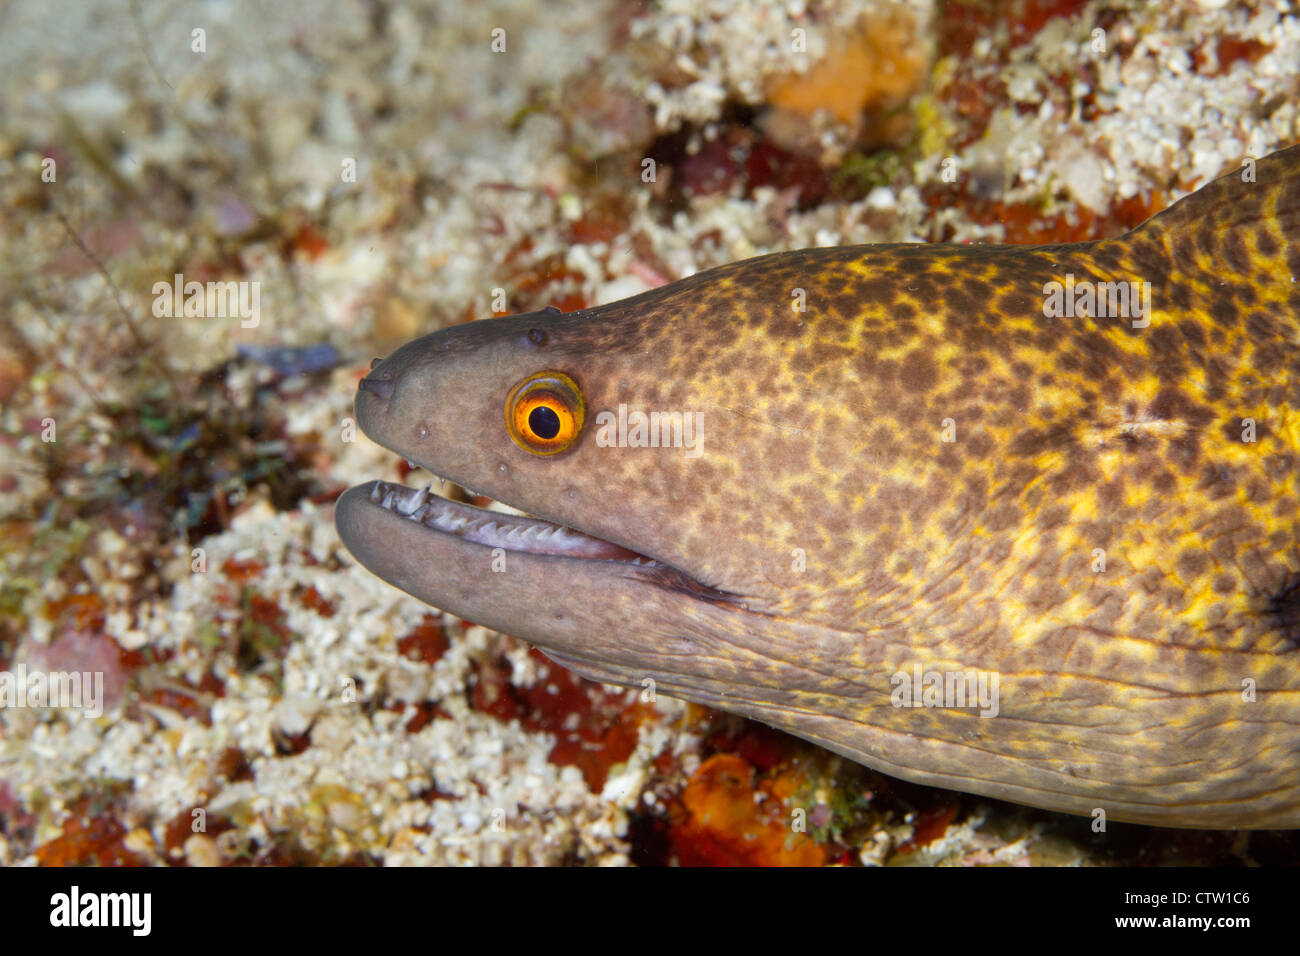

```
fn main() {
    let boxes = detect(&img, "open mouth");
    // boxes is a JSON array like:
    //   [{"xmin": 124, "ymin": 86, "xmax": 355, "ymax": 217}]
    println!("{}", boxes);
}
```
[
  {"xmin": 366, "ymin": 478, "xmax": 660, "ymax": 564},
  {"xmin": 360, "ymin": 477, "xmax": 743, "ymax": 606}
]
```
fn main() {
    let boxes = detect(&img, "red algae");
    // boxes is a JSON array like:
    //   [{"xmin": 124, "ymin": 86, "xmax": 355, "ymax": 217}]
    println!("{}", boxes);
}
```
[
  {"xmin": 288, "ymin": 221, "xmax": 330, "ymax": 260},
  {"xmin": 632, "ymin": 711, "xmax": 890, "ymax": 866},
  {"xmin": 502, "ymin": 238, "xmax": 593, "ymax": 314},
  {"xmin": 34, "ymin": 793, "xmax": 148, "ymax": 867},
  {"xmin": 401, "ymin": 700, "xmax": 454, "ymax": 733},
  {"xmin": 221, "ymin": 556, "xmax": 267, "ymax": 584},
  {"xmin": 938, "ymin": 0, "xmax": 998, "ymax": 60},
  {"xmin": 162, "ymin": 806, "xmax": 235, "ymax": 862},
  {"xmin": 895, "ymin": 802, "xmax": 961, "ymax": 854},
  {"xmin": 44, "ymin": 592, "xmax": 107, "ymax": 632},
  {"xmin": 396, "ymin": 613, "xmax": 450, "ymax": 666},
  {"xmin": 142, "ymin": 681, "xmax": 216, "ymax": 725},
  {"xmin": 923, "ymin": 177, "xmax": 1166, "ymax": 244},
  {"xmin": 1008, "ymin": 0, "xmax": 1092, "ymax": 48},
  {"xmin": 705, "ymin": 721, "xmax": 798, "ymax": 773},
  {"xmin": 469, "ymin": 646, "xmax": 651, "ymax": 791},
  {"xmin": 941, "ymin": 0, "xmax": 1092, "ymax": 59},
  {"xmin": 1194, "ymin": 36, "xmax": 1273, "ymax": 76},
  {"xmin": 298, "ymin": 585, "xmax": 337, "ymax": 618},
  {"xmin": 245, "ymin": 593, "xmax": 292, "ymax": 641},
  {"xmin": 936, "ymin": 0, "xmax": 1097, "ymax": 149},
  {"xmin": 214, "ymin": 746, "xmax": 255, "ymax": 784},
  {"xmin": 669, "ymin": 754, "xmax": 825, "ymax": 867},
  {"xmin": 567, "ymin": 209, "xmax": 626, "ymax": 245}
]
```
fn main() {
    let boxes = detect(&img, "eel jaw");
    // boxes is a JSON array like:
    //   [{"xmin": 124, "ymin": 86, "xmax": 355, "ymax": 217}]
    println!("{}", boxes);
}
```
[
  {"xmin": 335, "ymin": 478, "xmax": 743, "ymax": 620},
  {"xmin": 361, "ymin": 479, "xmax": 656, "ymax": 564}
]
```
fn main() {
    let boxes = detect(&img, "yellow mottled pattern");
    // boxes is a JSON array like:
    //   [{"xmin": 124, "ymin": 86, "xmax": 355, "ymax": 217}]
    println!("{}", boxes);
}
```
[{"xmin": 557, "ymin": 145, "xmax": 1300, "ymax": 826}]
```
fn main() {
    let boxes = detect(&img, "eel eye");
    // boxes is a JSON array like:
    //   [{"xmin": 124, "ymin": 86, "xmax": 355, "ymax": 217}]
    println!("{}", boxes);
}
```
[{"xmin": 505, "ymin": 371, "xmax": 585, "ymax": 455}]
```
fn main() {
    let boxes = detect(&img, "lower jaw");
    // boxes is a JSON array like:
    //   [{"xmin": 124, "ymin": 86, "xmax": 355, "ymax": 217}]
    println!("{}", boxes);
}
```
[
  {"xmin": 344, "ymin": 479, "xmax": 741, "ymax": 607},
  {"xmin": 334, "ymin": 481, "xmax": 685, "ymax": 652}
]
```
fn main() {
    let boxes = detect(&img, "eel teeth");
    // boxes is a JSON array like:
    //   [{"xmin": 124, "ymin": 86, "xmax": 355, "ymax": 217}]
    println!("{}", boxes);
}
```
[
  {"xmin": 397, "ymin": 483, "xmax": 431, "ymax": 516},
  {"xmin": 364, "ymin": 477, "xmax": 664, "ymax": 568}
]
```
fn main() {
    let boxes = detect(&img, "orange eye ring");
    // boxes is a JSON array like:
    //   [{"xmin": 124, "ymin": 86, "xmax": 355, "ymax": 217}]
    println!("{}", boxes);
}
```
[{"xmin": 505, "ymin": 371, "xmax": 585, "ymax": 455}]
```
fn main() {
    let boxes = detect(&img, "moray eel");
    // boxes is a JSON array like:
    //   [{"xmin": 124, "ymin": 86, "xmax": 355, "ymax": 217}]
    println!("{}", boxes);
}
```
[{"xmin": 337, "ymin": 144, "xmax": 1300, "ymax": 829}]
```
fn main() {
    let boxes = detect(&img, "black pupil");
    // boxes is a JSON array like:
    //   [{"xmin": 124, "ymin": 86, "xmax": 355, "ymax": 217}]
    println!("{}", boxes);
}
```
[{"xmin": 529, "ymin": 405, "xmax": 562, "ymax": 440}]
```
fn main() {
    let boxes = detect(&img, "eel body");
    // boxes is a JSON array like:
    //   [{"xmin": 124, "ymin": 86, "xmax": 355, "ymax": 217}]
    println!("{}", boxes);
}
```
[{"xmin": 337, "ymin": 144, "xmax": 1300, "ymax": 828}]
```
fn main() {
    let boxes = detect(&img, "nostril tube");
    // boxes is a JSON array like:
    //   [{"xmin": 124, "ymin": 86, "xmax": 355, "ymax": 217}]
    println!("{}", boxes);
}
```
[{"xmin": 359, "ymin": 375, "xmax": 395, "ymax": 401}]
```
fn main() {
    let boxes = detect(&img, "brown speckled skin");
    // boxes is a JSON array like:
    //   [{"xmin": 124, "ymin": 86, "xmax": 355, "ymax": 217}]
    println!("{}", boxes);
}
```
[{"xmin": 337, "ymin": 144, "xmax": 1300, "ymax": 827}]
